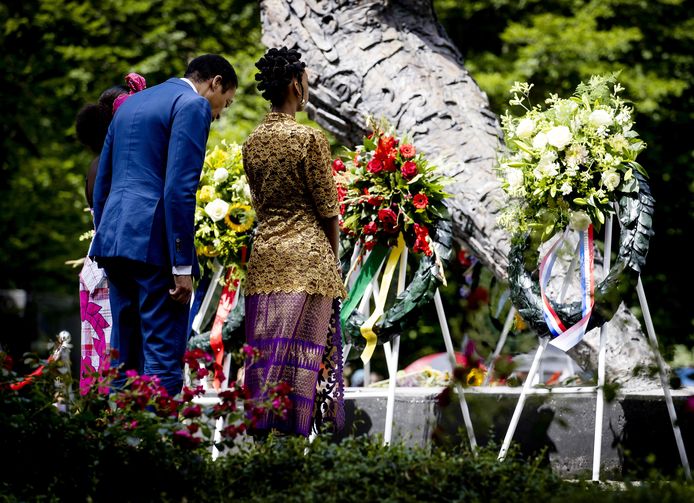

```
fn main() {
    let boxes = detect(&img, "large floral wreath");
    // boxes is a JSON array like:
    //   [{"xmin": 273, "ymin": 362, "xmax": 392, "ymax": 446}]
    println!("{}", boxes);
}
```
[
  {"xmin": 334, "ymin": 120, "xmax": 453, "ymax": 354},
  {"xmin": 497, "ymin": 75, "xmax": 654, "ymax": 342},
  {"xmin": 194, "ymin": 141, "xmax": 255, "ymax": 282},
  {"xmin": 335, "ymin": 118, "xmax": 449, "ymax": 256}
]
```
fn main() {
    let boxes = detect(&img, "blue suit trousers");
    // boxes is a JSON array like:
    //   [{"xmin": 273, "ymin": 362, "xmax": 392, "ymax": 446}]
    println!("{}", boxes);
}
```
[{"xmin": 102, "ymin": 258, "xmax": 189, "ymax": 397}]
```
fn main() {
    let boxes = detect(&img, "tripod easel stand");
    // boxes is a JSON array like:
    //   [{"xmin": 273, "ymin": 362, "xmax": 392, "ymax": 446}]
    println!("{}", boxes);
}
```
[
  {"xmin": 345, "ymin": 245, "xmax": 478, "ymax": 450},
  {"xmin": 496, "ymin": 214, "xmax": 691, "ymax": 481}
]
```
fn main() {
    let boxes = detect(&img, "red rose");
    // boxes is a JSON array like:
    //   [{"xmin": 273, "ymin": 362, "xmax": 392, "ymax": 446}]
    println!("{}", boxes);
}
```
[
  {"xmin": 363, "ymin": 221, "xmax": 378, "ymax": 235},
  {"xmin": 412, "ymin": 193, "xmax": 429, "ymax": 209},
  {"xmin": 378, "ymin": 207, "xmax": 399, "ymax": 233},
  {"xmin": 401, "ymin": 161, "xmax": 418, "ymax": 179},
  {"xmin": 332, "ymin": 158, "xmax": 346, "ymax": 173},
  {"xmin": 364, "ymin": 239, "xmax": 377, "ymax": 251},
  {"xmin": 400, "ymin": 144, "xmax": 416, "ymax": 159},
  {"xmin": 367, "ymin": 158, "xmax": 383, "ymax": 174}
]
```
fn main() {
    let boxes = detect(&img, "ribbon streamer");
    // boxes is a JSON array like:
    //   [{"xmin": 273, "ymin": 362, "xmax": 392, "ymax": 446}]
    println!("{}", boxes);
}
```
[
  {"xmin": 209, "ymin": 269, "xmax": 239, "ymax": 390},
  {"xmin": 340, "ymin": 244, "xmax": 389, "ymax": 330},
  {"xmin": 540, "ymin": 225, "xmax": 595, "ymax": 352},
  {"xmin": 359, "ymin": 234, "xmax": 405, "ymax": 363}
]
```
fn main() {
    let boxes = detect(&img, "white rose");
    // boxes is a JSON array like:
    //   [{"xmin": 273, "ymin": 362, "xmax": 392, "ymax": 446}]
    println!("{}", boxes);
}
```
[
  {"xmin": 213, "ymin": 167, "xmax": 229, "ymax": 183},
  {"xmin": 532, "ymin": 132, "xmax": 548, "ymax": 150},
  {"xmin": 204, "ymin": 198, "xmax": 230, "ymax": 222},
  {"xmin": 569, "ymin": 211, "xmax": 592, "ymax": 231},
  {"xmin": 516, "ymin": 118, "xmax": 536, "ymax": 139},
  {"xmin": 589, "ymin": 109, "xmax": 612, "ymax": 128},
  {"xmin": 506, "ymin": 168, "xmax": 525, "ymax": 192},
  {"xmin": 546, "ymin": 126, "xmax": 572, "ymax": 149},
  {"xmin": 601, "ymin": 170, "xmax": 621, "ymax": 192}
]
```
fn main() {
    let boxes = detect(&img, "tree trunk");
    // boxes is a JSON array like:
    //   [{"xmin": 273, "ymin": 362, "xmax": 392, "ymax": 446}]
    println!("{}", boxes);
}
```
[{"xmin": 259, "ymin": 0, "xmax": 659, "ymax": 387}]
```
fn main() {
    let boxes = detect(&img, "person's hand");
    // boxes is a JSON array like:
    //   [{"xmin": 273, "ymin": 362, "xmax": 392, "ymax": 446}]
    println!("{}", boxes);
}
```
[{"xmin": 169, "ymin": 275, "xmax": 193, "ymax": 304}]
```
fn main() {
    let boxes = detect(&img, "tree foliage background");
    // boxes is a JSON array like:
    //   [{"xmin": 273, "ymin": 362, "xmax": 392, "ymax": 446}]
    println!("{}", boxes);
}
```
[{"xmin": 0, "ymin": 0, "xmax": 691, "ymax": 354}]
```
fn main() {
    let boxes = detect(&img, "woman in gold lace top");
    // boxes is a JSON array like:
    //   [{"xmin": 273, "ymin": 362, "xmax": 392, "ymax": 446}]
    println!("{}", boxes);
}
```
[{"xmin": 242, "ymin": 47, "xmax": 346, "ymax": 437}]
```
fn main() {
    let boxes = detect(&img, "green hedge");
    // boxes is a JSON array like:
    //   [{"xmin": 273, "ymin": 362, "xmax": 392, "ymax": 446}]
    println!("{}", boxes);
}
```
[{"xmin": 1, "ymin": 350, "xmax": 692, "ymax": 502}]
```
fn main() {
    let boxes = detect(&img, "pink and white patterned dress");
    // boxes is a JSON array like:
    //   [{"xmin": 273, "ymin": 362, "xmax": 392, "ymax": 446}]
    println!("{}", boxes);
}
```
[{"xmin": 79, "ymin": 256, "xmax": 112, "ymax": 394}]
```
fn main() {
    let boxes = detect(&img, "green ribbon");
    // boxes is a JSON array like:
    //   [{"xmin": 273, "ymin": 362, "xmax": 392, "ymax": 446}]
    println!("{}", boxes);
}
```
[{"xmin": 340, "ymin": 244, "xmax": 388, "ymax": 331}]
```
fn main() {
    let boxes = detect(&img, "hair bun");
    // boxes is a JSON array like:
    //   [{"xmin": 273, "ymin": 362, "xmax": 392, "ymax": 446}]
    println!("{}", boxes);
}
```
[{"xmin": 254, "ymin": 47, "xmax": 307, "ymax": 106}]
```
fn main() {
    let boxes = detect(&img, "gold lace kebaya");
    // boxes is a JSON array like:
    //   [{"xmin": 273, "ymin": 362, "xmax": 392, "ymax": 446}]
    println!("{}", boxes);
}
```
[{"xmin": 242, "ymin": 112, "xmax": 347, "ymax": 299}]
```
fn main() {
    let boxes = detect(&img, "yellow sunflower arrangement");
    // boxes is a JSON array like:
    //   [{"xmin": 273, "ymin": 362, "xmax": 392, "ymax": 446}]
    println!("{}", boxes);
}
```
[{"xmin": 194, "ymin": 141, "xmax": 255, "ymax": 281}]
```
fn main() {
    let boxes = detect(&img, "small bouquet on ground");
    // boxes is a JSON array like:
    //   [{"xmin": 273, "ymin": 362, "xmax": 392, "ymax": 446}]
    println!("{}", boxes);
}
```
[
  {"xmin": 333, "ymin": 118, "xmax": 449, "ymax": 257},
  {"xmin": 194, "ymin": 141, "xmax": 255, "ymax": 282},
  {"xmin": 497, "ymin": 74, "xmax": 647, "ymax": 241}
]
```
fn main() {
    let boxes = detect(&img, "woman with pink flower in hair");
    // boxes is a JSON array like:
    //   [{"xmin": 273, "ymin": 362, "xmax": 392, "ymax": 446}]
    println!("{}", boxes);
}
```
[{"xmin": 74, "ymin": 73, "xmax": 146, "ymax": 394}]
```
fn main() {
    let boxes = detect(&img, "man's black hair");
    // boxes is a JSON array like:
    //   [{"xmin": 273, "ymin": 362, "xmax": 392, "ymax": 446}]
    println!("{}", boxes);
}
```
[{"xmin": 184, "ymin": 54, "xmax": 238, "ymax": 91}]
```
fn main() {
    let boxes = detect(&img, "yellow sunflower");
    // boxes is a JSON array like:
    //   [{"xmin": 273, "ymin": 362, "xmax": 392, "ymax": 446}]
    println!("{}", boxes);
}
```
[
  {"xmin": 224, "ymin": 203, "xmax": 254, "ymax": 233},
  {"xmin": 197, "ymin": 245, "xmax": 221, "ymax": 257}
]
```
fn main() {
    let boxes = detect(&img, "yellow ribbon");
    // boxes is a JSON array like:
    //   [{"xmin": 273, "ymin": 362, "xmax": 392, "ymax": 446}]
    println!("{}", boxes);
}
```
[{"xmin": 359, "ymin": 234, "xmax": 405, "ymax": 364}]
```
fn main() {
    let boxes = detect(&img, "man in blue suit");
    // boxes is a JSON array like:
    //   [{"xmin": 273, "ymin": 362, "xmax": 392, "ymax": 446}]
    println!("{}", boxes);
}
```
[{"xmin": 91, "ymin": 54, "xmax": 237, "ymax": 396}]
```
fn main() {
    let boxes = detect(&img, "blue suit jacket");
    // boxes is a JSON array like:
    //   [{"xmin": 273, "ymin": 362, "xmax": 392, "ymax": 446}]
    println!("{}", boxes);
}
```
[{"xmin": 91, "ymin": 78, "xmax": 212, "ymax": 277}]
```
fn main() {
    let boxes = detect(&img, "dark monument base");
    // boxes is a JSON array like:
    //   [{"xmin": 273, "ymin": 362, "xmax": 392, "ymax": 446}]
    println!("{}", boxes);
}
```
[{"xmin": 341, "ymin": 387, "xmax": 694, "ymax": 479}]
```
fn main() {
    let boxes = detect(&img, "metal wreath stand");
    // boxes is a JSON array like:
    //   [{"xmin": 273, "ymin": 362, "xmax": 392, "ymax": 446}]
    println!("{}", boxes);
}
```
[
  {"xmin": 340, "ymin": 218, "xmax": 478, "ymax": 449},
  {"xmin": 496, "ymin": 172, "xmax": 691, "ymax": 481}
]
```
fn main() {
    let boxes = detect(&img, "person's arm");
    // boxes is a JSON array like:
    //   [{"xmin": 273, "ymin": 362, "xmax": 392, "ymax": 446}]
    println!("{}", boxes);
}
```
[
  {"xmin": 320, "ymin": 215, "xmax": 340, "ymax": 260},
  {"xmin": 305, "ymin": 130, "xmax": 341, "ymax": 262},
  {"xmin": 164, "ymin": 97, "xmax": 212, "ymax": 303},
  {"xmin": 85, "ymin": 156, "xmax": 99, "ymax": 209}
]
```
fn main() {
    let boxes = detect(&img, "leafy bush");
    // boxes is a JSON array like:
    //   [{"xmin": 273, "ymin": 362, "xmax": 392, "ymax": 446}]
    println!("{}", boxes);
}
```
[{"xmin": 2, "ymin": 350, "xmax": 693, "ymax": 503}]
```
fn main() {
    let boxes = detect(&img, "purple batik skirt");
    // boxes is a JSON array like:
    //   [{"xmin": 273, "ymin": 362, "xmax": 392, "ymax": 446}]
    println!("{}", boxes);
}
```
[{"xmin": 244, "ymin": 293, "xmax": 345, "ymax": 437}]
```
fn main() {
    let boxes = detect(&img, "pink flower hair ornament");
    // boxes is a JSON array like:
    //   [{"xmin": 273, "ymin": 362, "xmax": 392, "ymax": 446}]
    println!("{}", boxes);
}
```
[{"xmin": 112, "ymin": 72, "xmax": 147, "ymax": 114}]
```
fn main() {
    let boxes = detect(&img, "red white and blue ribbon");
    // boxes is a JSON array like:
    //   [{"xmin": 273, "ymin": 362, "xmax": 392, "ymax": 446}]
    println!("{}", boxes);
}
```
[{"xmin": 539, "ymin": 225, "xmax": 595, "ymax": 352}]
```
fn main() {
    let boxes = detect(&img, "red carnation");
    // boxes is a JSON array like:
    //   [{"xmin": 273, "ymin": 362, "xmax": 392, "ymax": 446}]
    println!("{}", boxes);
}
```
[
  {"xmin": 363, "ymin": 221, "xmax": 378, "ymax": 235},
  {"xmin": 413, "ymin": 224, "xmax": 432, "ymax": 256},
  {"xmin": 332, "ymin": 158, "xmax": 346, "ymax": 173},
  {"xmin": 414, "ymin": 223, "xmax": 429, "ymax": 238},
  {"xmin": 400, "ymin": 144, "xmax": 416, "ymax": 159},
  {"xmin": 401, "ymin": 161, "xmax": 418, "ymax": 179},
  {"xmin": 378, "ymin": 207, "xmax": 399, "ymax": 233},
  {"xmin": 413, "ymin": 237, "xmax": 432, "ymax": 256},
  {"xmin": 367, "ymin": 158, "xmax": 383, "ymax": 174},
  {"xmin": 412, "ymin": 193, "xmax": 429, "ymax": 209}
]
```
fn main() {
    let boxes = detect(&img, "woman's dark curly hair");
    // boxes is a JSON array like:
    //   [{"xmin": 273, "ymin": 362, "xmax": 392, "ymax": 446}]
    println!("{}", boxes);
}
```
[
  {"xmin": 255, "ymin": 47, "xmax": 307, "ymax": 107},
  {"xmin": 75, "ymin": 85, "xmax": 128, "ymax": 153}
]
